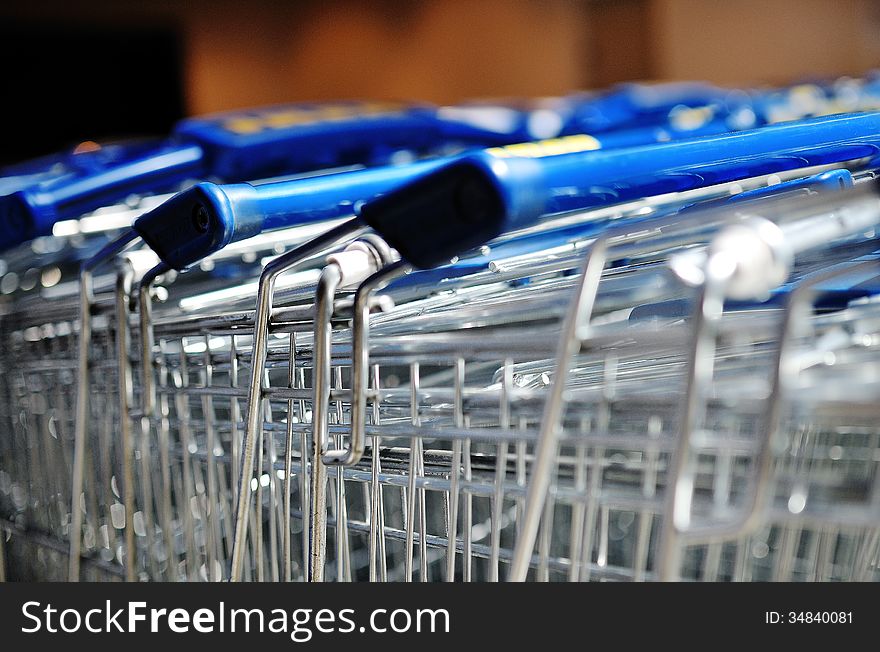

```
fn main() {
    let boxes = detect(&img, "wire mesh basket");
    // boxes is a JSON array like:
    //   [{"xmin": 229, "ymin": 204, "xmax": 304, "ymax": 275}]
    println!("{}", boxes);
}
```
[{"xmin": 2, "ymin": 108, "xmax": 880, "ymax": 583}]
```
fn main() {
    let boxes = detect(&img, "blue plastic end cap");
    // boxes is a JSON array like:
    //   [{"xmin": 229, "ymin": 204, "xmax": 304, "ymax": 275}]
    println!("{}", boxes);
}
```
[
  {"xmin": 357, "ymin": 153, "xmax": 545, "ymax": 269},
  {"xmin": 133, "ymin": 181, "xmax": 243, "ymax": 271},
  {"xmin": 0, "ymin": 190, "xmax": 54, "ymax": 252},
  {"xmin": 356, "ymin": 157, "xmax": 507, "ymax": 269}
]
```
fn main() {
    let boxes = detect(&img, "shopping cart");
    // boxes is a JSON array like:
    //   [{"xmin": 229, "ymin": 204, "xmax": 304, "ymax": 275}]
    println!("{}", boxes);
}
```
[
  {"xmin": 0, "ymin": 97, "xmax": 571, "ymax": 580},
  {"xmin": 283, "ymin": 181, "xmax": 880, "ymax": 582},
  {"xmin": 2, "ymin": 107, "xmax": 880, "ymax": 582}
]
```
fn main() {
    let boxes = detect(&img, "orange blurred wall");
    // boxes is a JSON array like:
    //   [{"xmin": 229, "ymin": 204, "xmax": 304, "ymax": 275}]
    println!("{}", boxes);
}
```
[
  {"xmin": 649, "ymin": 0, "xmax": 880, "ymax": 86},
  {"xmin": 180, "ymin": 0, "xmax": 880, "ymax": 113},
  {"xmin": 183, "ymin": 0, "xmax": 592, "ymax": 113},
  {"xmin": 2, "ymin": 0, "xmax": 879, "ymax": 117}
]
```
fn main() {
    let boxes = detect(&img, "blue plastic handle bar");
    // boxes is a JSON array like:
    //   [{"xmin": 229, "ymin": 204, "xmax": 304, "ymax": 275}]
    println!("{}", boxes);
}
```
[
  {"xmin": 0, "ymin": 151, "xmax": 81, "ymax": 198},
  {"xmin": 722, "ymin": 168, "xmax": 853, "ymax": 200},
  {"xmin": 446, "ymin": 82, "xmax": 731, "ymax": 143},
  {"xmin": 564, "ymin": 82, "xmax": 729, "ymax": 134},
  {"xmin": 0, "ymin": 103, "xmax": 449, "ymax": 249},
  {"xmin": 131, "ymin": 120, "xmax": 718, "ymax": 270},
  {"xmin": 134, "ymin": 120, "xmax": 749, "ymax": 271},
  {"xmin": 0, "ymin": 141, "xmax": 205, "ymax": 251},
  {"xmin": 671, "ymin": 168, "xmax": 855, "ymax": 217},
  {"xmin": 362, "ymin": 112, "xmax": 880, "ymax": 268},
  {"xmin": 0, "ymin": 100, "xmax": 549, "ymax": 252},
  {"xmin": 5, "ymin": 79, "xmax": 876, "ymax": 255},
  {"xmin": 460, "ymin": 112, "xmax": 880, "ymax": 219},
  {"xmin": 172, "ymin": 101, "xmax": 459, "ymax": 180},
  {"xmin": 134, "ymin": 159, "xmax": 448, "ymax": 270},
  {"xmin": 385, "ymin": 168, "xmax": 857, "ymax": 293},
  {"xmin": 0, "ymin": 138, "xmax": 192, "ymax": 198},
  {"xmin": 1, "ymin": 82, "xmax": 855, "ymax": 255},
  {"xmin": 0, "ymin": 85, "xmax": 750, "ymax": 252},
  {"xmin": 136, "ymin": 112, "xmax": 880, "ymax": 272}
]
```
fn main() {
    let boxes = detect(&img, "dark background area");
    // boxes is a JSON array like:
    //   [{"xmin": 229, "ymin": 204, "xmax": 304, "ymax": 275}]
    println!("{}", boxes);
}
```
[{"xmin": 0, "ymin": 20, "xmax": 184, "ymax": 164}]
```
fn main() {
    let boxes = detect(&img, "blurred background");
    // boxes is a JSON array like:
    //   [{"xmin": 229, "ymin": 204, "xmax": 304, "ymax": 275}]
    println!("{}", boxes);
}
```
[{"xmin": 2, "ymin": 0, "xmax": 879, "ymax": 165}]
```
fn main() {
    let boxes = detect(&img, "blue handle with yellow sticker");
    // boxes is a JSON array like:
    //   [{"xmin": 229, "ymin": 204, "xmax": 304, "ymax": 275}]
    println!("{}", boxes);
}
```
[
  {"xmin": 133, "ymin": 134, "xmax": 620, "ymax": 270},
  {"xmin": 562, "ymin": 82, "xmax": 729, "ymax": 134},
  {"xmin": 0, "ymin": 100, "xmax": 547, "ymax": 252},
  {"xmin": 0, "ymin": 85, "xmax": 754, "ymax": 252},
  {"xmin": 364, "ymin": 112, "xmax": 880, "ymax": 267},
  {"xmin": 461, "ymin": 111, "xmax": 880, "ymax": 221},
  {"xmin": 0, "ymin": 102, "xmax": 452, "ymax": 250},
  {"xmin": 172, "ymin": 101, "xmax": 446, "ymax": 180},
  {"xmin": 136, "ymin": 113, "xmax": 880, "ymax": 272},
  {"xmin": 0, "ymin": 83, "xmax": 831, "ymax": 253},
  {"xmin": 383, "ymin": 169, "xmax": 856, "ymax": 296},
  {"xmin": 9, "ymin": 88, "xmax": 880, "ymax": 261}
]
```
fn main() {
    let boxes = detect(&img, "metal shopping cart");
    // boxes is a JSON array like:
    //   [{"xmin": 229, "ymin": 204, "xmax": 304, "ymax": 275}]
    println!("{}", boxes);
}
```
[
  {"xmin": 2, "ymin": 107, "xmax": 880, "ymax": 582},
  {"xmin": 296, "ymin": 184, "xmax": 880, "ymax": 583}
]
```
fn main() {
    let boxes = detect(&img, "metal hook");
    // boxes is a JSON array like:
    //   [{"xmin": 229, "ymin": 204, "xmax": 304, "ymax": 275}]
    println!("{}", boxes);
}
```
[
  {"xmin": 69, "ymin": 230, "xmax": 140, "ymax": 582},
  {"xmin": 229, "ymin": 217, "xmax": 368, "ymax": 582}
]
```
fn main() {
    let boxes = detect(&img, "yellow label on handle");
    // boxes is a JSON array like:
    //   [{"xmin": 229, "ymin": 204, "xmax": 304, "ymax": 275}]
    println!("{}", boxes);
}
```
[
  {"xmin": 222, "ymin": 102, "xmax": 408, "ymax": 135},
  {"xmin": 485, "ymin": 134, "xmax": 602, "ymax": 159}
]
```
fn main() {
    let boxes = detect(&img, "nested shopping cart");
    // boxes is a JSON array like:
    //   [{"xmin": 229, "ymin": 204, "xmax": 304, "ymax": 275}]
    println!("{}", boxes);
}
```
[
  {"xmin": 286, "ymin": 184, "xmax": 880, "ymax": 583},
  {"xmin": 2, "ymin": 108, "xmax": 880, "ymax": 582}
]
